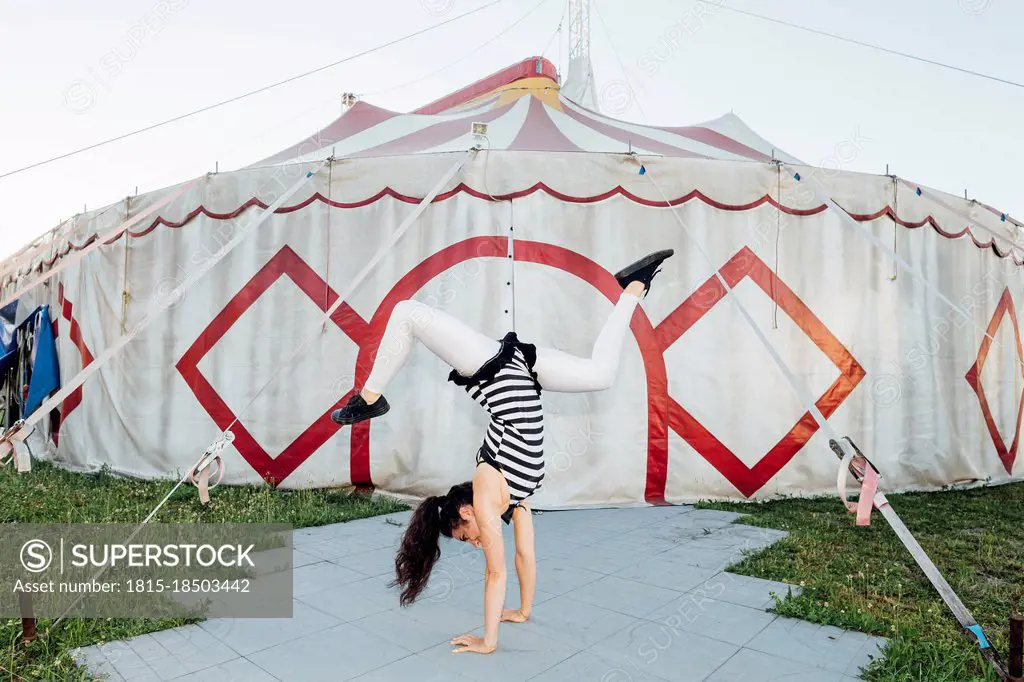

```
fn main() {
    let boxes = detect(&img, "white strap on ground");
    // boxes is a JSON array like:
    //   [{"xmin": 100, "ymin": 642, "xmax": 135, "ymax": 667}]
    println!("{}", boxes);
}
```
[
  {"xmin": 780, "ymin": 163, "xmax": 994, "ymax": 343},
  {"xmin": 0, "ymin": 177, "xmax": 203, "ymax": 309}
]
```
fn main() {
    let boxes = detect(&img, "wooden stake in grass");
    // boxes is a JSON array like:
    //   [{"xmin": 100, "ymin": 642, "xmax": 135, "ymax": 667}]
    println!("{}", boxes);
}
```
[
  {"xmin": 18, "ymin": 591, "xmax": 36, "ymax": 644},
  {"xmin": 1010, "ymin": 614, "xmax": 1023, "ymax": 681}
]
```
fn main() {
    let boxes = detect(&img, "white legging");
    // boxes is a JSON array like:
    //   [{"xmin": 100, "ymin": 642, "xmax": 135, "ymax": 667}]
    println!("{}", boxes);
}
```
[{"xmin": 363, "ymin": 293, "xmax": 640, "ymax": 394}]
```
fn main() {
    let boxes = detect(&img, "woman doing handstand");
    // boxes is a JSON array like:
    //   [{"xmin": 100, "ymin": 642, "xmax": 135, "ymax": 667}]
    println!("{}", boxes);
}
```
[{"xmin": 330, "ymin": 249, "xmax": 674, "ymax": 654}]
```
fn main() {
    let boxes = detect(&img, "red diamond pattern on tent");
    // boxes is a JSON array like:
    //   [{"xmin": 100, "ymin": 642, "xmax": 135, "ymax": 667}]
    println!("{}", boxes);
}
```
[
  {"xmin": 965, "ymin": 287, "xmax": 1024, "ymax": 474},
  {"xmin": 176, "ymin": 246, "xmax": 369, "ymax": 485},
  {"xmin": 53, "ymin": 282, "xmax": 95, "ymax": 445},
  {"xmin": 654, "ymin": 246, "xmax": 866, "ymax": 497}
]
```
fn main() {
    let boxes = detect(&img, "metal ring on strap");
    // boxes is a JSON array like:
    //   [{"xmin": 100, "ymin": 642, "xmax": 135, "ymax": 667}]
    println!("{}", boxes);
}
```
[
  {"xmin": 830, "ymin": 437, "xmax": 882, "ymax": 526},
  {"xmin": 189, "ymin": 431, "xmax": 233, "ymax": 504},
  {"xmin": 0, "ymin": 420, "xmax": 29, "ymax": 471}
]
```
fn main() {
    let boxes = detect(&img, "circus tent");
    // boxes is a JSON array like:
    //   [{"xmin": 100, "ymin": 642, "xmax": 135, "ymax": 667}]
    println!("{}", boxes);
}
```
[{"xmin": 3, "ymin": 54, "xmax": 1023, "ymax": 509}]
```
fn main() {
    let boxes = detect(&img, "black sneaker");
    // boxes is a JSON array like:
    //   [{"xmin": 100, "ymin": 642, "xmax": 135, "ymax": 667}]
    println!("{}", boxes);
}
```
[
  {"xmin": 614, "ymin": 249, "xmax": 674, "ymax": 295},
  {"xmin": 331, "ymin": 393, "xmax": 390, "ymax": 425}
]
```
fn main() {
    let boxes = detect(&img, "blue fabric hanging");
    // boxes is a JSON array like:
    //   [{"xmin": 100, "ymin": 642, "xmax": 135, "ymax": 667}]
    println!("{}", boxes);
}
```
[{"xmin": 25, "ymin": 305, "xmax": 60, "ymax": 416}]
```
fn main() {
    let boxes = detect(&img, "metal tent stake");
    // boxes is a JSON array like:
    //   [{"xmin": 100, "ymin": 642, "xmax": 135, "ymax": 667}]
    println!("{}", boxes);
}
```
[
  {"xmin": 1010, "ymin": 615, "xmax": 1023, "ymax": 681},
  {"xmin": 19, "ymin": 591, "xmax": 36, "ymax": 644}
]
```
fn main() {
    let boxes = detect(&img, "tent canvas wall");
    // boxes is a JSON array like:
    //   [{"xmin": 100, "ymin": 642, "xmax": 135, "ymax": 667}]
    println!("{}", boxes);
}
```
[{"xmin": 4, "ymin": 56, "xmax": 1023, "ymax": 509}]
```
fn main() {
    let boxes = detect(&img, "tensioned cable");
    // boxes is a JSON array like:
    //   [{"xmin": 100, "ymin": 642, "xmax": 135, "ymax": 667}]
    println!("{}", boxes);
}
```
[
  {"xmin": 718, "ymin": 5, "xmax": 1024, "ymax": 91},
  {"xmin": 592, "ymin": 0, "xmax": 646, "ymax": 116}
]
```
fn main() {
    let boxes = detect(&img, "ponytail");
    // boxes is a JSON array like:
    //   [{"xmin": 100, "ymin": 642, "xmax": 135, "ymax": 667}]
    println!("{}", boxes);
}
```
[{"xmin": 391, "ymin": 482, "xmax": 474, "ymax": 606}]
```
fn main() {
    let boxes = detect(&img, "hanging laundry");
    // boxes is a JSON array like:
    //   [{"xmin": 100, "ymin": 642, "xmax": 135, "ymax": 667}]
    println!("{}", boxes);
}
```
[{"xmin": 24, "ymin": 305, "xmax": 59, "ymax": 416}]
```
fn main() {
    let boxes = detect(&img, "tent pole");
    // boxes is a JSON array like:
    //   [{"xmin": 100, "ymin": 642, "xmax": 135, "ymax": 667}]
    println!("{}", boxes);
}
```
[
  {"xmin": 508, "ymin": 201, "xmax": 515, "ymax": 333},
  {"xmin": 120, "ymin": 196, "xmax": 132, "ymax": 333},
  {"xmin": 890, "ymin": 175, "xmax": 898, "ymax": 281}
]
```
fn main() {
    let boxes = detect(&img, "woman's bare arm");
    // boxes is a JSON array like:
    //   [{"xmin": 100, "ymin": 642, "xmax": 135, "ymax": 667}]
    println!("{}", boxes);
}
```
[
  {"xmin": 470, "ymin": 464, "xmax": 507, "ymax": 651},
  {"xmin": 510, "ymin": 503, "xmax": 536, "ymax": 618}
]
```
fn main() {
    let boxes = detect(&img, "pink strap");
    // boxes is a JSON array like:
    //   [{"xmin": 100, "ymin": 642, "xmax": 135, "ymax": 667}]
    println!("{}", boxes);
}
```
[
  {"xmin": 0, "ymin": 423, "xmax": 30, "ymax": 472},
  {"xmin": 836, "ymin": 443, "xmax": 880, "ymax": 526},
  {"xmin": 856, "ymin": 464, "xmax": 878, "ymax": 526},
  {"xmin": 190, "ymin": 455, "xmax": 223, "ymax": 505}
]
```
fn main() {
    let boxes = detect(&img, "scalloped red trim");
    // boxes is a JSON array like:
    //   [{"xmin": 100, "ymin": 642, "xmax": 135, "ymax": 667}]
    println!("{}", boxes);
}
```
[{"xmin": 34, "ymin": 183, "xmax": 1024, "ymax": 271}]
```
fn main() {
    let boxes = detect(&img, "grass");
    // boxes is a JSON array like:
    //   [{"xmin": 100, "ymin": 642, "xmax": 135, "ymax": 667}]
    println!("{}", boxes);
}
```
[
  {"xmin": 2, "ymin": 462, "xmax": 408, "ymax": 681},
  {"xmin": 697, "ymin": 481, "xmax": 1024, "ymax": 681}
]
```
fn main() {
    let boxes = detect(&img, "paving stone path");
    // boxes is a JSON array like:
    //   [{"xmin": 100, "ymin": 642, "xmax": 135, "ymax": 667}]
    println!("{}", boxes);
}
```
[{"xmin": 73, "ymin": 505, "xmax": 886, "ymax": 681}]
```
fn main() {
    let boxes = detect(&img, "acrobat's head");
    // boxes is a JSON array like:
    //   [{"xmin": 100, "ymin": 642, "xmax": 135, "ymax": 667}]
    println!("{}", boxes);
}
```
[{"xmin": 391, "ymin": 481, "xmax": 475, "ymax": 606}]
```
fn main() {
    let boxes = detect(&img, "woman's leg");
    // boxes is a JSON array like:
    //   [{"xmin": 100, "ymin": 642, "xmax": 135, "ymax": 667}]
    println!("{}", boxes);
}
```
[
  {"xmin": 532, "ymin": 285, "xmax": 643, "ymax": 393},
  {"xmin": 363, "ymin": 300, "xmax": 500, "ymax": 396}
]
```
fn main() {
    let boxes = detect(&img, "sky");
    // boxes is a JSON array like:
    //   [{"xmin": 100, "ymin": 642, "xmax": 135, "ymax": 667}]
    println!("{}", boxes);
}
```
[{"xmin": 0, "ymin": 0, "xmax": 1021, "ymax": 260}]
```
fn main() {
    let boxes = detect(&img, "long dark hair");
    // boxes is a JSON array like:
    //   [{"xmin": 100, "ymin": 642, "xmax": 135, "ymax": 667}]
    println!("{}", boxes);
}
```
[{"xmin": 391, "ymin": 481, "xmax": 474, "ymax": 606}]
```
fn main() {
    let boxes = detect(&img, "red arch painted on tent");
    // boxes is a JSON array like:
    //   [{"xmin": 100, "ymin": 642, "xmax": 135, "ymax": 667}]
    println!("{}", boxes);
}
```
[{"xmin": 349, "ymin": 236, "xmax": 670, "ymax": 504}]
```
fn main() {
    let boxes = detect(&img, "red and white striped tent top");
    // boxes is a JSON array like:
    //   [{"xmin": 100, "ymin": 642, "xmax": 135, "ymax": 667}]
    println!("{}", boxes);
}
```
[{"xmin": 251, "ymin": 56, "xmax": 803, "ymax": 168}]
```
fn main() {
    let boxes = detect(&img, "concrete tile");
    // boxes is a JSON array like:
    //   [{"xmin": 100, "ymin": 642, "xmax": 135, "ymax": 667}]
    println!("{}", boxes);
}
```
[
  {"xmin": 199, "ymin": 599, "xmax": 341, "ymax": 656},
  {"xmin": 613, "ymin": 557, "xmax": 720, "ymax": 592},
  {"xmin": 592, "ymin": 618, "xmax": 740, "ymax": 681},
  {"xmin": 684, "ymin": 509, "xmax": 745, "ymax": 524},
  {"xmin": 349, "ymin": 653, "xmax": 477, "ymax": 681},
  {"xmin": 438, "ymin": 578, "xmax": 557, "ymax": 614},
  {"xmin": 391, "ymin": 598, "xmax": 485, "ymax": 635},
  {"xmin": 516, "ymin": 595, "xmax": 640, "ymax": 648},
  {"xmin": 745, "ymin": 617, "xmax": 878, "ymax": 674},
  {"xmin": 292, "ymin": 548, "xmax": 322, "ymax": 568},
  {"xmin": 331, "ymin": 546, "xmax": 400, "ymax": 577},
  {"xmin": 292, "ymin": 524, "xmax": 363, "ymax": 545},
  {"xmin": 297, "ymin": 536, "xmax": 381, "ymax": 561},
  {"xmin": 645, "ymin": 594, "xmax": 778, "ymax": 647},
  {"xmin": 711, "ymin": 573, "xmax": 802, "ymax": 610},
  {"xmin": 79, "ymin": 640, "xmax": 162, "ymax": 681},
  {"xmin": 345, "ymin": 574, "xmax": 403, "ymax": 609},
  {"xmin": 172, "ymin": 657, "xmax": 279, "ymax": 681},
  {"xmin": 247, "ymin": 622, "xmax": 410, "ymax": 681},
  {"xmin": 296, "ymin": 581, "xmax": 393, "ymax": 622},
  {"xmin": 70, "ymin": 645, "xmax": 128, "ymax": 681},
  {"xmin": 292, "ymin": 560, "xmax": 369, "ymax": 597},
  {"xmin": 657, "ymin": 545, "xmax": 745, "ymax": 572},
  {"xmin": 352, "ymin": 607, "xmax": 475, "ymax": 653},
  {"xmin": 555, "ymin": 544, "xmax": 650, "ymax": 574},
  {"xmin": 526, "ymin": 650, "xmax": 665, "ymax": 682},
  {"xmin": 507, "ymin": 559, "xmax": 604, "ymax": 596},
  {"xmin": 706, "ymin": 647, "xmax": 854, "ymax": 681},
  {"xmin": 417, "ymin": 625, "xmax": 576, "ymax": 682},
  {"xmin": 845, "ymin": 636, "xmax": 887, "ymax": 678},
  {"xmin": 131, "ymin": 625, "xmax": 237, "ymax": 679},
  {"xmin": 529, "ymin": 537, "xmax": 590, "ymax": 560},
  {"xmin": 563, "ymin": 575, "xmax": 681, "ymax": 618}
]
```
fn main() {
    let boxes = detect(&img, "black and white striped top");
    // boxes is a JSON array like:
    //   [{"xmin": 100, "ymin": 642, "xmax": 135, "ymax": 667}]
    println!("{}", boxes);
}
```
[{"xmin": 448, "ymin": 333, "xmax": 544, "ymax": 524}]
